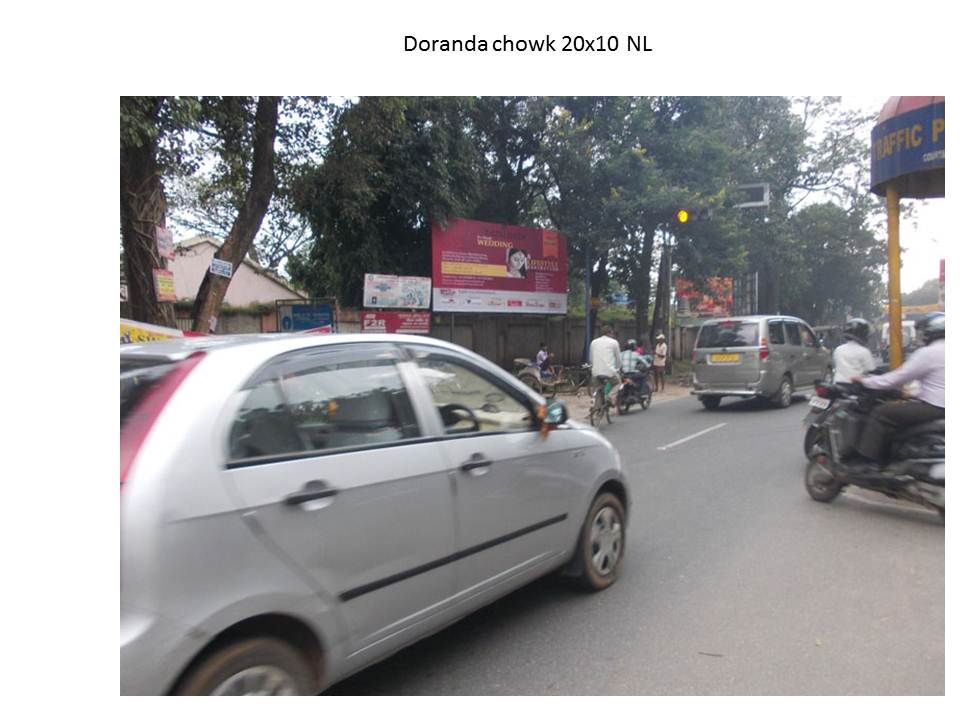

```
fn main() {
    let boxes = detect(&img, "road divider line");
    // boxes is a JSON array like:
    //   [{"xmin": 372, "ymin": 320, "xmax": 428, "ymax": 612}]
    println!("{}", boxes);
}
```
[{"xmin": 657, "ymin": 423, "xmax": 727, "ymax": 451}]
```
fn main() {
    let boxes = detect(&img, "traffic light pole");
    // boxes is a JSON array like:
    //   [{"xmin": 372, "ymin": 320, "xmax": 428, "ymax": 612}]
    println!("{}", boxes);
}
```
[{"xmin": 886, "ymin": 186, "xmax": 903, "ymax": 369}]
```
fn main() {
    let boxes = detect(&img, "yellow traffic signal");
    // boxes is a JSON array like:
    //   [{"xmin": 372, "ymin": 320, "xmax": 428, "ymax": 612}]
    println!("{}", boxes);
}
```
[{"xmin": 676, "ymin": 209, "xmax": 690, "ymax": 223}]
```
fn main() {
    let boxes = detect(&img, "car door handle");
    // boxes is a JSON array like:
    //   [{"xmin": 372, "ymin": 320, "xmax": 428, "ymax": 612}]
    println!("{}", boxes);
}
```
[
  {"xmin": 284, "ymin": 480, "xmax": 338, "ymax": 506},
  {"xmin": 460, "ymin": 454, "xmax": 493, "ymax": 473}
]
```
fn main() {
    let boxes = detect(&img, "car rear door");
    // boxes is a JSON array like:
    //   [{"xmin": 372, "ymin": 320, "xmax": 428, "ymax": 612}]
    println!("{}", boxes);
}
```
[
  {"xmin": 219, "ymin": 342, "xmax": 458, "ymax": 663},
  {"xmin": 402, "ymin": 343, "xmax": 582, "ymax": 602}
]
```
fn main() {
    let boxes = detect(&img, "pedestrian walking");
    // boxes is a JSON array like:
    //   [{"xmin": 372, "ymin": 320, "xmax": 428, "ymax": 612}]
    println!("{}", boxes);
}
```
[{"xmin": 653, "ymin": 332, "xmax": 668, "ymax": 392}]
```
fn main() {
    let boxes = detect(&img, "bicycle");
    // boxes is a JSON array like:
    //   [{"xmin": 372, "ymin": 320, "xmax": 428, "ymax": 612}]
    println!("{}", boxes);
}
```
[{"xmin": 588, "ymin": 375, "xmax": 615, "ymax": 427}]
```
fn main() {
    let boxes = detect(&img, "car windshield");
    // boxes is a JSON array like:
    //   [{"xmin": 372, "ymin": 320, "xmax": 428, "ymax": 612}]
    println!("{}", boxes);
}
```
[{"xmin": 696, "ymin": 321, "xmax": 759, "ymax": 348}]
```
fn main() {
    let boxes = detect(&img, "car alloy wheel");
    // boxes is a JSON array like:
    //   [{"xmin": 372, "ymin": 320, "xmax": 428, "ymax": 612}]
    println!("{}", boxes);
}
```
[
  {"xmin": 590, "ymin": 506, "xmax": 623, "ymax": 576},
  {"xmin": 211, "ymin": 665, "xmax": 299, "ymax": 696}
]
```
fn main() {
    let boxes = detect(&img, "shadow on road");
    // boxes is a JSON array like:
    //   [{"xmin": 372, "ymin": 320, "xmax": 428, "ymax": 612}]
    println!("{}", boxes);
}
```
[
  {"xmin": 323, "ymin": 575, "xmax": 585, "ymax": 694},
  {"xmin": 696, "ymin": 395, "xmax": 808, "ymax": 413}
]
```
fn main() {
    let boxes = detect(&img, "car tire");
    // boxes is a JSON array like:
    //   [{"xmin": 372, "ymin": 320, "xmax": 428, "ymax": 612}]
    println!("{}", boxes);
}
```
[
  {"xmin": 773, "ymin": 376, "xmax": 793, "ymax": 409},
  {"xmin": 570, "ymin": 492, "xmax": 626, "ymax": 591},
  {"xmin": 700, "ymin": 396, "xmax": 721, "ymax": 410},
  {"xmin": 805, "ymin": 459, "xmax": 842, "ymax": 503},
  {"xmin": 174, "ymin": 637, "xmax": 318, "ymax": 696}
]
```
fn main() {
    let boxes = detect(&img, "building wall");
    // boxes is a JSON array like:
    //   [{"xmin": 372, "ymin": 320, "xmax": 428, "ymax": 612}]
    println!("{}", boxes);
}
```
[{"xmin": 168, "ymin": 242, "xmax": 304, "ymax": 306}]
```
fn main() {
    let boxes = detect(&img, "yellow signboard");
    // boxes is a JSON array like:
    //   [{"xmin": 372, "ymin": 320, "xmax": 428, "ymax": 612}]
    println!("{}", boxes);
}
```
[{"xmin": 120, "ymin": 318, "xmax": 184, "ymax": 345}]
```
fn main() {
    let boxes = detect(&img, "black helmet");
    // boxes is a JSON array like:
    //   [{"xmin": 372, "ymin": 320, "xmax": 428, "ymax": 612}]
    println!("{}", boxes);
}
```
[
  {"xmin": 916, "ymin": 312, "xmax": 945, "ymax": 344},
  {"xmin": 626, "ymin": 339, "xmax": 637, "ymax": 350},
  {"xmin": 842, "ymin": 318, "xmax": 871, "ymax": 345}
]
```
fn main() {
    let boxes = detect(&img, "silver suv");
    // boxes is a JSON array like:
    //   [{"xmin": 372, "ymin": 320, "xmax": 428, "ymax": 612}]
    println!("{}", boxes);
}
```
[
  {"xmin": 121, "ymin": 333, "xmax": 628, "ymax": 694},
  {"xmin": 691, "ymin": 315, "xmax": 832, "ymax": 410}
]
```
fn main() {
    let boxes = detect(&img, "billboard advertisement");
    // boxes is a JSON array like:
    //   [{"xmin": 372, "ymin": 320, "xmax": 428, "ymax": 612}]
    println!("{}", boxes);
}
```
[
  {"xmin": 278, "ymin": 301, "xmax": 337, "ymax": 333},
  {"xmin": 432, "ymin": 218, "xmax": 567, "ymax": 314},
  {"xmin": 363, "ymin": 274, "xmax": 431, "ymax": 309},
  {"xmin": 360, "ymin": 310, "xmax": 431, "ymax": 334},
  {"xmin": 676, "ymin": 277, "xmax": 733, "ymax": 317}
]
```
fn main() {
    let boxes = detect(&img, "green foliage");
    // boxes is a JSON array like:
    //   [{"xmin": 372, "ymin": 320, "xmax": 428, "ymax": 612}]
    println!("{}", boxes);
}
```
[
  {"xmin": 288, "ymin": 97, "xmax": 481, "ymax": 305},
  {"xmin": 902, "ymin": 278, "xmax": 940, "ymax": 306}
]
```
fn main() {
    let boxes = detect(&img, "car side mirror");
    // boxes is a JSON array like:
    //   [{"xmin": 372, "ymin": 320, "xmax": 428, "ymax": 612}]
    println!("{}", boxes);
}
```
[{"xmin": 538, "ymin": 399, "xmax": 568, "ymax": 436}]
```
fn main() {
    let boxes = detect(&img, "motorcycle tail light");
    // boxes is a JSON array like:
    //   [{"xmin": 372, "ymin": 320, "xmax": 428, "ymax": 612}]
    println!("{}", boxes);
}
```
[{"xmin": 815, "ymin": 385, "xmax": 830, "ymax": 398}]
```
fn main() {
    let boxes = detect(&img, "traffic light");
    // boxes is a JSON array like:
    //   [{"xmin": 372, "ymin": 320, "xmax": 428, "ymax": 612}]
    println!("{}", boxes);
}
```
[{"xmin": 675, "ymin": 208, "xmax": 712, "ymax": 223}]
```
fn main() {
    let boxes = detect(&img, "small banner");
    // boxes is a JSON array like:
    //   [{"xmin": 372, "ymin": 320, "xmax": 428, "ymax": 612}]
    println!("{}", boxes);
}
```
[
  {"xmin": 155, "ymin": 226, "xmax": 175, "ymax": 260},
  {"xmin": 210, "ymin": 258, "xmax": 233, "ymax": 278},
  {"xmin": 152, "ymin": 269, "xmax": 177, "ymax": 302},
  {"xmin": 361, "ymin": 310, "xmax": 431, "ymax": 334}
]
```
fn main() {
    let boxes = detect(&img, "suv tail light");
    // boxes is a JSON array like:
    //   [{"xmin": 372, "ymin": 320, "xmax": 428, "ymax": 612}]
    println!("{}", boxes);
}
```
[
  {"xmin": 759, "ymin": 339, "xmax": 769, "ymax": 361},
  {"xmin": 120, "ymin": 352, "xmax": 205, "ymax": 487}
]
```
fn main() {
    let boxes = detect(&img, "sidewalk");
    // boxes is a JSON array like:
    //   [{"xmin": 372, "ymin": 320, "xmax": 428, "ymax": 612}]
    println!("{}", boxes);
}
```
[{"xmin": 561, "ymin": 377, "xmax": 690, "ymax": 421}]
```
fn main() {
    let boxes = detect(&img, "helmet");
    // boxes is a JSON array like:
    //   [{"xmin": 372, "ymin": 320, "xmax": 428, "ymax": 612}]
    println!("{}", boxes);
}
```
[
  {"xmin": 916, "ymin": 312, "xmax": 945, "ymax": 344},
  {"xmin": 626, "ymin": 339, "xmax": 637, "ymax": 350},
  {"xmin": 842, "ymin": 318, "xmax": 871, "ymax": 345}
]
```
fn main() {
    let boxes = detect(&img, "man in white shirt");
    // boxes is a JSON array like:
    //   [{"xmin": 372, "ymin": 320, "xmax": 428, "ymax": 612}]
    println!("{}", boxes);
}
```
[
  {"xmin": 832, "ymin": 318, "xmax": 876, "ymax": 383},
  {"xmin": 852, "ymin": 313, "xmax": 945, "ymax": 469},
  {"xmin": 590, "ymin": 324, "xmax": 622, "ymax": 406}
]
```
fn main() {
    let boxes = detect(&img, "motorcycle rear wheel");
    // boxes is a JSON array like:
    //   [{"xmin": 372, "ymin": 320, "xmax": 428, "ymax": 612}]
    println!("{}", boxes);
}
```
[{"xmin": 805, "ymin": 458, "xmax": 842, "ymax": 502}]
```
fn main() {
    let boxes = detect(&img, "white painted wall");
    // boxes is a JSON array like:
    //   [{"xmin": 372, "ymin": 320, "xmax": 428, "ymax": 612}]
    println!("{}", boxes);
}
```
[{"xmin": 168, "ymin": 241, "xmax": 305, "ymax": 305}]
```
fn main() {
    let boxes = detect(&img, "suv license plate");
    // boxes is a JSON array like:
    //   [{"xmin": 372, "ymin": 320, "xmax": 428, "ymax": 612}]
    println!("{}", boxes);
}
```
[
  {"xmin": 808, "ymin": 396, "xmax": 830, "ymax": 410},
  {"xmin": 710, "ymin": 353, "xmax": 740, "ymax": 363}
]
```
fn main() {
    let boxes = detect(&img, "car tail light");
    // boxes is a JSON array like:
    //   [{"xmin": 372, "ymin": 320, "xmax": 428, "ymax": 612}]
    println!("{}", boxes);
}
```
[
  {"xmin": 759, "ymin": 339, "xmax": 769, "ymax": 361},
  {"xmin": 120, "ymin": 352, "xmax": 206, "ymax": 487}
]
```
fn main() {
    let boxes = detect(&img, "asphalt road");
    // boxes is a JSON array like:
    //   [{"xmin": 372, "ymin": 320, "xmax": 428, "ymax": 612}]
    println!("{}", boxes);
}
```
[{"xmin": 325, "ymin": 392, "xmax": 945, "ymax": 695}]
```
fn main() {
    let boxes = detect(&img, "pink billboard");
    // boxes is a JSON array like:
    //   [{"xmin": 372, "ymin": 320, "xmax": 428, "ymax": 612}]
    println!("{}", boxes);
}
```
[{"xmin": 432, "ymin": 218, "xmax": 568, "ymax": 314}]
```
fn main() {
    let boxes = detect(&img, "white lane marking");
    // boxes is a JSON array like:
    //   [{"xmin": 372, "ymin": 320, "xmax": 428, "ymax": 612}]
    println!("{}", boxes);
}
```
[{"xmin": 657, "ymin": 423, "xmax": 727, "ymax": 451}]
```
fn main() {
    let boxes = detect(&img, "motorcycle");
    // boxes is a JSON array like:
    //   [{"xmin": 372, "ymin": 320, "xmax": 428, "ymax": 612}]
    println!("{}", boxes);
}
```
[
  {"xmin": 617, "ymin": 367, "xmax": 652, "ymax": 414},
  {"xmin": 803, "ymin": 381, "xmax": 945, "ymax": 517},
  {"xmin": 803, "ymin": 365, "xmax": 888, "ymax": 458}
]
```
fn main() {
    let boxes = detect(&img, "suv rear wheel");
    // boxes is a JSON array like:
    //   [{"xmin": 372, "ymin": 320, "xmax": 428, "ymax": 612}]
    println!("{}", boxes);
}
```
[
  {"xmin": 700, "ymin": 396, "xmax": 721, "ymax": 410},
  {"xmin": 772, "ymin": 376, "xmax": 793, "ymax": 409}
]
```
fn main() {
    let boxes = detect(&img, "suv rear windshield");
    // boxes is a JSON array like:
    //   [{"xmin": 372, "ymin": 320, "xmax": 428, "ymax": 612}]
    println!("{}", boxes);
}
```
[
  {"xmin": 696, "ymin": 321, "xmax": 759, "ymax": 349},
  {"xmin": 120, "ymin": 361, "xmax": 177, "ymax": 425}
]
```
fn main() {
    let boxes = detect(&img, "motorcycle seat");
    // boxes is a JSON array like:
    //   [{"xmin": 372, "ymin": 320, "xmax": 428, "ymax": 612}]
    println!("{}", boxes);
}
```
[{"xmin": 899, "ymin": 419, "xmax": 945, "ymax": 438}]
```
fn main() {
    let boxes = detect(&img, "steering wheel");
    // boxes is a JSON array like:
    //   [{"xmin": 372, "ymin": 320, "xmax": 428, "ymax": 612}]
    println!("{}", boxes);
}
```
[{"xmin": 438, "ymin": 403, "xmax": 481, "ymax": 433}]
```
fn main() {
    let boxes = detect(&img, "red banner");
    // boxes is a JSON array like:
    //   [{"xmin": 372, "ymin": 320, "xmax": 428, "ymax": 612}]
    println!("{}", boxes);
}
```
[
  {"xmin": 361, "ymin": 311, "xmax": 431, "ymax": 334},
  {"xmin": 432, "ymin": 218, "xmax": 567, "ymax": 314},
  {"xmin": 676, "ymin": 277, "xmax": 733, "ymax": 317}
]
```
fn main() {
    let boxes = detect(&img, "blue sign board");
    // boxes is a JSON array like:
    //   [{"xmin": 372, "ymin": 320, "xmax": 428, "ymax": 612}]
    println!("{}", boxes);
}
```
[
  {"xmin": 279, "ymin": 302, "xmax": 335, "ymax": 332},
  {"xmin": 871, "ymin": 101, "xmax": 945, "ymax": 196}
]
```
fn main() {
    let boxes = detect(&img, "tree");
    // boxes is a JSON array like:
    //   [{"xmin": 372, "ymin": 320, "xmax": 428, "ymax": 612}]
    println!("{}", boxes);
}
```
[
  {"xmin": 167, "ymin": 97, "xmax": 329, "ymax": 272},
  {"xmin": 120, "ymin": 96, "xmax": 201, "ymax": 326},
  {"xmin": 902, "ymin": 278, "xmax": 940, "ymax": 306},
  {"xmin": 188, "ymin": 96, "xmax": 281, "ymax": 332},
  {"xmin": 288, "ymin": 97, "xmax": 481, "ymax": 306}
]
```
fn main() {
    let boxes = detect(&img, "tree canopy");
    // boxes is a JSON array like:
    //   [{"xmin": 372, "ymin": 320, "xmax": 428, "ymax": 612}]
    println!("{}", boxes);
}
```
[{"xmin": 122, "ymin": 95, "xmax": 888, "ymax": 334}]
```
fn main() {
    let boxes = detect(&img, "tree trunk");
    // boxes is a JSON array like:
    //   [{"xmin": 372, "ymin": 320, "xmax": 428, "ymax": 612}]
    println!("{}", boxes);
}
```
[
  {"xmin": 191, "ymin": 96, "xmax": 281, "ymax": 333},
  {"xmin": 120, "ymin": 97, "xmax": 175, "ymax": 327},
  {"xmin": 633, "ymin": 223, "xmax": 656, "ymax": 343},
  {"xmin": 651, "ymin": 238, "xmax": 671, "ymax": 347}
]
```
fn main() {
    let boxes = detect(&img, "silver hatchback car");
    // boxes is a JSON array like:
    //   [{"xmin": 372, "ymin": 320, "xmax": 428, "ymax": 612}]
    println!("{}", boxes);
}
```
[
  {"xmin": 691, "ymin": 315, "xmax": 833, "ymax": 410},
  {"xmin": 121, "ymin": 333, "xmax": 628, "ymax": 695}
]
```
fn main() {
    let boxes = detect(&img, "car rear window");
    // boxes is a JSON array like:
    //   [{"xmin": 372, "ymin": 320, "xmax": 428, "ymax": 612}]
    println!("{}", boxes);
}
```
[
  {"xmin": 120, "ymin": 362, "xmax": 178, "ymax": 425},
  {"xmin": 696, "ymin": 321, "xmax": 759, "ymax": 348}
]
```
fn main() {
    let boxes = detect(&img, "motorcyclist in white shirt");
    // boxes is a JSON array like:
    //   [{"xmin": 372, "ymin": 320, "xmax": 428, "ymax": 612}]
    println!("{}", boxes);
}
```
[
  {"xmin": 832, "ymin": 318, "xmax": 876, "ymax": 383},
  {"xmin": 849, "ymin": 313, "xmax": 945, "ymax": 472}
]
